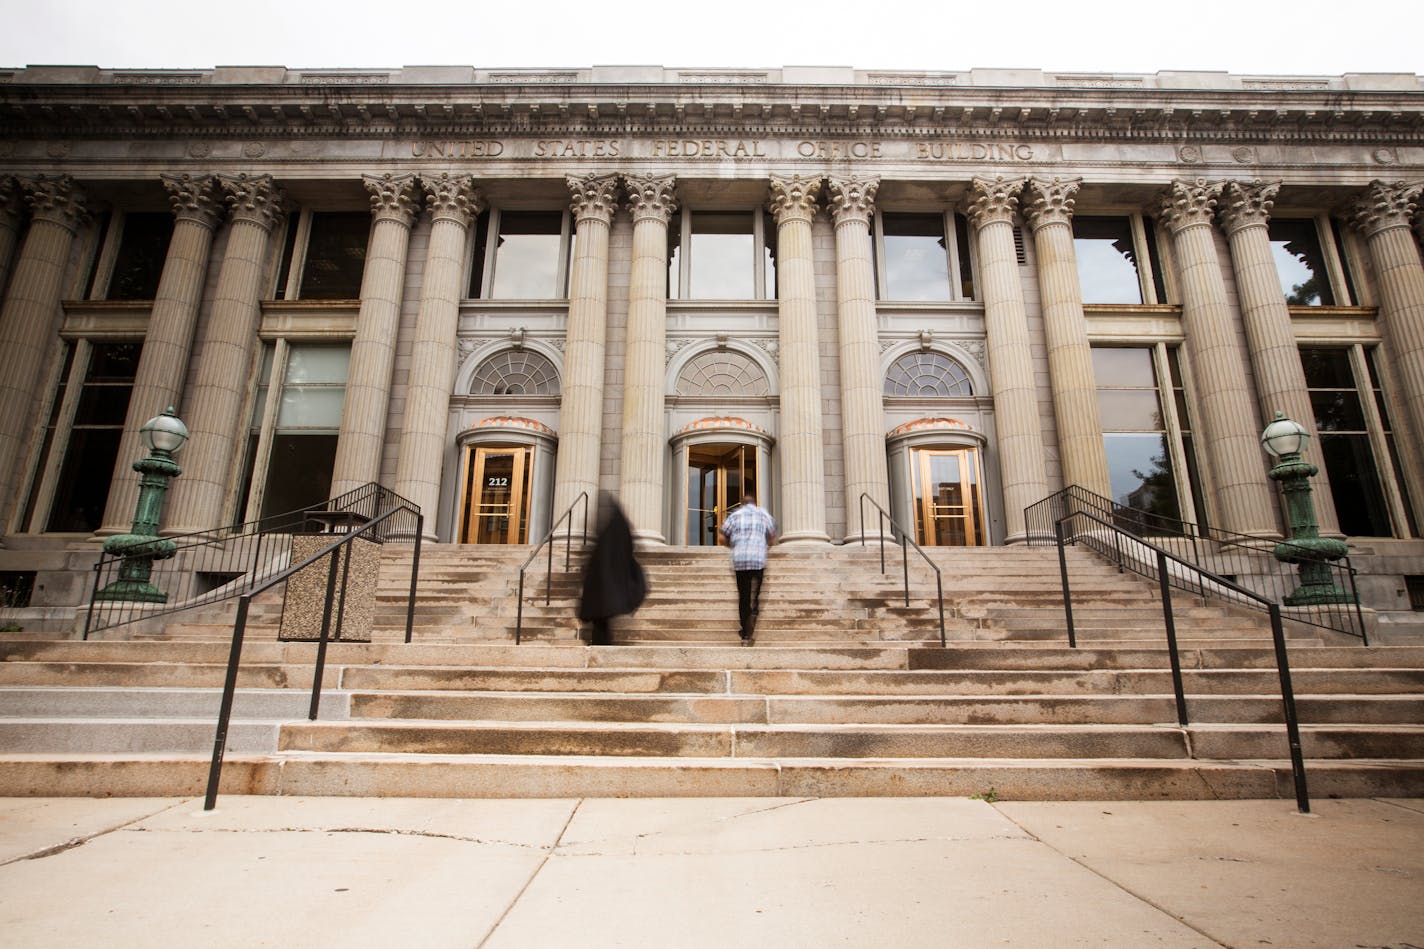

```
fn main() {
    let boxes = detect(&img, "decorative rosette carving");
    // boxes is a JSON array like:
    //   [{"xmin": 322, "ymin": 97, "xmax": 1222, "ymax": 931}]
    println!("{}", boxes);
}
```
[
  {"xmin": 827, "ymin": 176, "xmax": 880, "ymax": 227},
  {"xmin": 1023, "ymin": 177, "xmax": 1082, "ymax": 231},
  {"xmin": 1340, "ymin": 180, "xmax": 1422, "ymax": 238},
  {"xmin": 964, "ymin": 176, "xmax": 1028, "ymax": 229},
  {"xmin": 160, "ymin": 173, "xmax": 222, "ymax": 229},
  {"xmin": 1155, "ymin": 178, "xmax": 1223, "ymax": 233},
  {"xmin": 566, "ymin": 173, "xmax": 620, "ymax": 225},
  {"xmin": 1217, "ymin": 179, "xmax": 1280, "ymax": 234},
  {"xmin": 767, "ymin": 174, "xmax": 823, "ymax": 226},
  {"xmin": 363, "ymin": 173, "xmax": 419, "ymax": 227},
  {"xmin": 216, "ymin": 173, "xmax": 284, "ymax": 230},
  {"xmin": 421, "ymin": 173, "xmax": 484, "ymax": 226},
  {"xmin": 20, "ymin": 175, "xmax": 89, "ymax": 232},
  {"xmin": 622, "ymin": 174, "xmax": 678, "ymax": 224}
]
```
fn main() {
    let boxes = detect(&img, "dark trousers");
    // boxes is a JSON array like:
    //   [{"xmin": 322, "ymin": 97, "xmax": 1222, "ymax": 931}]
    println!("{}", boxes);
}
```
[{"xmin": 735, "ymin": 568, "xmax": 764, "ymax": 638}]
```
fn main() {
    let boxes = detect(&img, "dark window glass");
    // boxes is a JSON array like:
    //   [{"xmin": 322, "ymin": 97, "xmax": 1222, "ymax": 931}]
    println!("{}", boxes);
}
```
[
  {"xmin": 881, "ymin": 213, "xmax": 951, "ymax": 301},
  {"xmin": 107, "ymin": 213, "xmax": 173, "ymax": 300},
  {"xmin": 256, "ymin": 345, "xmax": 348, "ymax": 519},
  {"xmin": 1368, "ymin": 350, "xmax": 1418, "ymax": 535},
  {"xmin": 1074, "ymin": 216, "xmax": 1143, "ymax": 304},
  {"xmin": 47, "ymin": 342, "xmax": 141, "ymax": 532},
  {"xmin": 272, "ymin": 212, "xmax": 300, "ymax": 300},
  {"xmin": 467, "ymin": 210, "xmax": 491, "ymax": 298},
  {"xmin": 1300, "ymin": 347, "xmax": 1389, "ymax": 536},
  {"xmin": 298, "ymin": 212, "xmax": 369, "ymax": 300},
  {"xmin": 21, "ymin": 344, "xmax": 75, "ymax": 530},
  {"xmin": 1269, "ymin": 219, "xmax": 1334, "ymax": 306},
  {"xmin": 763, "ymin": 212, "xmax": 777, "ymax": 299},
  {"xmin": 954, "ymin": 213, "xmax": 975, "ymax": 299},
  {"xmin": 259, "ymin": 433, "xmax": 340, "ymax": 519}
]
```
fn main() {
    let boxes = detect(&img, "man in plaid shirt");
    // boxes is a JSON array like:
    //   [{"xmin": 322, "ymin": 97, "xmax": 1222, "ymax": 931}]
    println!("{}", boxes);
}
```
[{"xmin": 719, "ymin": 493, "xmax": 776, "ymax": 645}]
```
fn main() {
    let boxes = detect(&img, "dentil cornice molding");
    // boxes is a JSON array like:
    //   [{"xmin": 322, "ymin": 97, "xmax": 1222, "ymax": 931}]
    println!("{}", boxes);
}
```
[
  {"xmin": 20, "ymin": 174, "xmax": 89, "ymax": 232},
  {"xmin": 160, "ymin": 173, "xmax": 222, "ymax": 229},
  {"xmin": 827, "ymin": 175, "xmax": 880, "ymax": 228},
  {"xmin": 1155, "ymin": 177, "xmax": 1223, "ymax": 233},
  {"xmin": 421, "ymin": 173, "xmax": 484, "ymax": 226},
  {"xmin": 767, "ymin": 174, "xmax": 823, "ymax": 226},
  {"xmin": 363, "ymin": 173, "xmax": 420, "ymax": 227},
  {"xmin": 1216, "ymin": 179, "xmax": 1281, "ymax": 234},
  {"xmin": 622, "ymin": 174, "xmax": 678, "ymax": 224},
  {"xmin": 963, "ymin": 176, "xmax": 1028, "ymax": 229},
  {"xmin": 1340, "ymin": 179, "xmax": 1422, "ymax": 237},
  {"xmin": 566, "ymin": 173, "xmax": 620, "ymax": 225},
  {"xmin": 216, "ymin": 173, "xmax": 284, "ymax": 230},
  {"xmin": 1023, "ymin": 176, "xmax": 1081, "ymax": 231}
]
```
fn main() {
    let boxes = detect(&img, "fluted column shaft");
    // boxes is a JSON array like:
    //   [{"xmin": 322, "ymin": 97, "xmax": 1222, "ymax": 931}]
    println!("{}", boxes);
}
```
[
  {"xmin": 618, "ymin": 175, "xmax": 677, "ymax": 543},
  {"xmin": 167, "ymin": 174, "xmax": 284, "ymax": 533},
  {"xmin": 1218, "ymin": 180, "xmax": 1339, "ymax": 535},
  {"xmin": 0, "ymin": 178, "xmax": 22, "ymax": 302},
  {"xmin": 552, "ymin": 174, "xmax": 619, "ymax": 531},
  {"xmin": 1157, "ymin": 178, "xmax": 1276, "ymax": 536},
  {"xmin": 98, "ymin": 174, "xmax": 224, "ymax": 535},
  {"xmin": 965, "ymin": 176, "xmax": 1047, "ymax": 544},
  {"xmin": 1024, "ymin": 177, "xmax": 1112, "ymax": 500},
  {"xmin": 0, "ymin": 176, "xmax": 87, "ymax": 530},
  {"xmin": 828, "ymin": 176, "xmax": 890, "ymax": 539},
  {"xmin": 329, "ymin": 174, "xmax": 419, "ymax": 497},
  {"xmin": 769, "ymin": 175, "xmax": 830, "ymax": 545},
  {"xmin": 1344, "ymin": 181, "xmax": 1424, "ymax": 474},
  {"xmin": 394, "ymin": 174, "xmax": 482, "ymax": 540}
]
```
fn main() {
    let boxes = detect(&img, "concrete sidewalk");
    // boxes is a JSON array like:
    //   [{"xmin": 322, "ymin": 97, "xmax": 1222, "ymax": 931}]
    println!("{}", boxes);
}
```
[{"xmin": 0, "ymin": 796, "xmax": 1420, "ymax": 947}]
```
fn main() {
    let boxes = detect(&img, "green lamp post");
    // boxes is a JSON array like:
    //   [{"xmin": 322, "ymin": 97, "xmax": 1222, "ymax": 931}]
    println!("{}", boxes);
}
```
[
  {"xmin": 94, "ymin": 407, "xmax": 189, "ymax": 603},
  {"xmin": 1260, "ymin": 411, "xmax": 1354, "ymax": 606}
]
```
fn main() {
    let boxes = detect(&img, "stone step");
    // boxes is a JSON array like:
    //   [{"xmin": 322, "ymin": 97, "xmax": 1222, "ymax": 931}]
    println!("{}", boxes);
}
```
[
  {"xmin": 0, "ymin": 720, "xmax": 280, "ymax": 753},
  {"xmin": 0, "ymin": 686, "xmax": 334, "ymax": 717}
]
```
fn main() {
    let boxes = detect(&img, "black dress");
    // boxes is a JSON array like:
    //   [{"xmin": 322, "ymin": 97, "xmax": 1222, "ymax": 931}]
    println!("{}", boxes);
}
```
[{"xmin": 577, "ymin": 499, "xmax": 647, "ymax": 645}]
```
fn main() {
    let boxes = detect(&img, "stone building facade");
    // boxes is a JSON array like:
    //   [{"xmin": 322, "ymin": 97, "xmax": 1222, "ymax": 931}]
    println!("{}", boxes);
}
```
[{"xmin": 0, "ymin": 64, "xmax": 1422, "ymax": 625}]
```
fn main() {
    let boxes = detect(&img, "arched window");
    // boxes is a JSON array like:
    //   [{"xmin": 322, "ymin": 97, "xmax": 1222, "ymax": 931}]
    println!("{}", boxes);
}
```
[
  {"xmin": 884, "ymin": 351, "xmax": 973, "ymax": 397},
  {"xmin": 675, "ymin": 349, "xmax": 770, "ymax": 396},
  {"xmin": 470, "ymin": 350, "xmax": 560, "ymax": 395}
]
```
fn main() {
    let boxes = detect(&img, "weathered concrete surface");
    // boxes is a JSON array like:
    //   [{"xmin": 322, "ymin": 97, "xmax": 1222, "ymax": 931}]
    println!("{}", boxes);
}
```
[{"xmin": 0, "ymin": 796, "xmax": 1420, "ymax": 947}]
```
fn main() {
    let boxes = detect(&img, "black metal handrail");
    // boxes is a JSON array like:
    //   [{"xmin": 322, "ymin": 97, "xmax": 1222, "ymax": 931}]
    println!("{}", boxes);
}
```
[
  {"xmin": 1025, "ymin": 485, "xmax": 1367, "ymax": 643},
  {"xmin": 84, "ymin": 482, "xmax": 419, "ymax": 638},
  {"xmin": 1054, "ymin": 509, "xmax": 1310, "ymax": 813},
  {"xmin": 203, "ymin": 501, "xmax": 423, "ymax": 810},
  {"xmin": 858, "ymin": 493, "xmax": 946, "ymax": 647},
  {"xmin": 515, "ymin": 492, "xmax": 589, "ymax": 644}
]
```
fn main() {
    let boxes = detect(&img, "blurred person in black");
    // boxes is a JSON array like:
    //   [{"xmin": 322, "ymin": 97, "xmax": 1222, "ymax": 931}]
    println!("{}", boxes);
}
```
[{"xmin": 578, "ymin": 493, "xmax": 647, "ymax": 645}]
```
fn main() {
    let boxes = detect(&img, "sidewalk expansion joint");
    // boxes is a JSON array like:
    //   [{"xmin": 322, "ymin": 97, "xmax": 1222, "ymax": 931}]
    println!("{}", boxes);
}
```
[{"xmin": 2, "ymin": 798, "xmax": 188, "ymax": 867}]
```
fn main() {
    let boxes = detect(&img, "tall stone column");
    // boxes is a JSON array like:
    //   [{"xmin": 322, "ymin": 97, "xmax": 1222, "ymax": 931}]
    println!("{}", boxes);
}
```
[
  {"xmin": 769, "ymin": 174, "xmax": 830, "ymax": 545},
  {"xmin": 328, "ymin": 173, "xmax": 420, "ymax": 498},
  {"xmin": 617, "ymin": 174, "xmax": 677, "ymax": 543},
  {"xmin": 964, "ymin": 176, "xmax": 1047, "ymax": 544},
  {"xmin": 393, "ymin": 174, "xmax": 482, "ymax": 540},
  {"xmin": 552, "ymin": 173, "xmax": 619, "ymax": 532},
  {"xmin": 827, "ymin": 175, "xmax": 890, "ymax": 539},
  {"xmin": 1217, "ymin": 179, "xmax": 1339, "ymax": 535},
  {"xmin": 166, "ymin": 174, "xmax": 284, "ymax": 534},
  {"xmin": 1155, "ymin": 178, "xmax": 1276, "ymax": 537},
  {"xmin": 1342, "ymin": 180, "xmax": 1424, "ymax": 473},
  {"xmin": 0, "ymin": 177, "xmax": 22, "ymax": 300},
  {"xmin": 0, "ymin": 175, "xmax": 88, "ymax": 531},
  {"xmin": 1023, "ymin": 177, "xmax": 1113, "ymax": 500},
  {"xmin": 98, "ymin": 174, "xmax": 224, "ymax": 536}
]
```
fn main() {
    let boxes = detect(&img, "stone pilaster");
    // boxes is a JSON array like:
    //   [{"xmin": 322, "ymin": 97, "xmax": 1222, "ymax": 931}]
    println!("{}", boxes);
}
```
[
  {"xmin": 166, "ymin": 173, "xmax": 284, "ymax": 533},
  {"xmin": 1023, "ymin": 176, "xmax": 1113, "ymax": 501},
  {"xmin": 98, "ymin": 174, "xmax": 224, "ymax": 536},
  {"xmin": 1217, "ymin": 179, "xmax": 1339, "ymax": 535},
  {"xmin": 1342, "ymin": 180, "xmax": 1424, "ymax": 499},
  {"xmin": 617, "ymin": 174, "xmax": 677, "ymax": 543},
  {"xmin": 0, "ymin": 177, "xmax": 22, "ymax": 300},
  {"xmin": 964, "ymin": 176, "xmax": 1047, "ymax": 543},
  {"xmin": 393, "ymin": 174, "xmax": 483, "ymax": 540},
  {"xmin": 328, "ymin": 173, "xmax": 420, "ymax": 498},
  {"xmin": 552, "ymin": 173, "xmax": 620, "ymax": 531},
  {"xmin": 768, "ymin": 174, "xmax": 830, "ymax": 545},
  {"xmin": 0, "ymin": 175, "xmax": 88, "ymax": 531},
  {"xmin": 1156, "ymin": 177, "xmax": 1276, "ymax": 537},
  {"xmin": 828, "ymin": 175, "xmax": 890, "ymax": 539}
]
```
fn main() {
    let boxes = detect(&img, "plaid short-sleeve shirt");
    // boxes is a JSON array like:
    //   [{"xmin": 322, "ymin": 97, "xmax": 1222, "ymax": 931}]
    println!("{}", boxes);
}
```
[{"xmin": 719, "ymin": 503, "xmax": 776, "ymax": 570}]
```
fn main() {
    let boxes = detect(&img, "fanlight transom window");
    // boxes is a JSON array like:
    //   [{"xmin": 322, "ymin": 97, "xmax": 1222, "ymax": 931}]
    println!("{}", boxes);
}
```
[
  {"xmin": 471, "ymin": 350, "xmax": 560, "ymax": 395},
  {"xmin": 676, "ymin": 349, "xmax": 771, "ymax": 396},
  {"xmin": 885, "ymin": 352, "xmax": 974, "ymax": 397}
]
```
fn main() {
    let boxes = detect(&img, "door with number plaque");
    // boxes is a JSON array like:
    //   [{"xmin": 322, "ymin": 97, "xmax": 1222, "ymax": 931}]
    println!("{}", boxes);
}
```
[{"xmin": 460, "ymin": 445, "xmax": 532, "ymax": 544}]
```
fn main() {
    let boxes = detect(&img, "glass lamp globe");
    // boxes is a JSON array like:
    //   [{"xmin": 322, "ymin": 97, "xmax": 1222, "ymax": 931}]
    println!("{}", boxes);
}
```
[
  {"xmin": 1260, "ymin": 412, "xmax": 1308, "ymax": 459},
  {"xmin": 141, "ymin": 407, "xmax": 189, "ymax": 454}
]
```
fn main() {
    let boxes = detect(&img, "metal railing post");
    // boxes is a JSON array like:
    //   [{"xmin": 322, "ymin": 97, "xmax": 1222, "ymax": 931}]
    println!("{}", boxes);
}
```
[
  {"xmin": 405, "ymin": 514, "xmax": 423, "ymax": 645},
  {"xmin": 1056, "ymin": 518, "xmax": 1077, "ymax": 649},
  {"xmin": 204, "ymin": 594, "xmax": 251, "ymax": 811},
  {"xmin": 1156, "ymin": 549, "xmax": 1189, "ymax": 728},
  {"xmin": 1268, "ymin": 603, "xmax": 1311, "ymax": 813},
  {"xmin": 308, "ymin": 546, "xmax": 343, "ymax": 721}
]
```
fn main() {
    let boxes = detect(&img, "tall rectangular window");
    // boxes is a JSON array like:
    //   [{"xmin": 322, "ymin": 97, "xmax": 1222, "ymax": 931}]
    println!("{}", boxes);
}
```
[
  {"xmin": 1074, "ymin": 216, "xmax": 1153, "ymax": 304},
  {"xmin": 668, "ymin": 210, "xmax": 776, "ymax": 300},
  {"xmin": 83, "ymin": 212, "xmax": 174, "ymax": 301},
  {"xmin": 874, "ymin": 212, "xmax": 974, "ymax": 302},
  {"xmin": 274, "ymin": 210, "xmax": 370, "ymax": 300},
  {"xmin": 1269, "ymin": 218, "xmax": 1336, "ymax": 306},
  {"xmin": 469, "ymin": 208, "xmax": 572, "ymax": 300},
  {"xmin": 46, "ymin": 342, "xmax": 141, "ymax": 532}
]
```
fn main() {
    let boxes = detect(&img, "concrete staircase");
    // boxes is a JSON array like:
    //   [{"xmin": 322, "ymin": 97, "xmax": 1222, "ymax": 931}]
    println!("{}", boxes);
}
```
[{"xmin": 2, "ymin": 544, "xmax": 1421, "ymax": 801}]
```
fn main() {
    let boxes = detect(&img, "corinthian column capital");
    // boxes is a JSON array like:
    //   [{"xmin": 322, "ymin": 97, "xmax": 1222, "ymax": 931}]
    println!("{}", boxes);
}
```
[
  {"xmin": 421, "ymin": 173, "xmax": 483, "ymax": 226},
  {"xmin": 363, "ymin": 173, "xmax": 420, "ymax": 227},
  {"xmin": 1155, "ymin": 177, "xmax": 1223, "ymax": 233},
  {"xmin": 1217, "ymin": 179, "xmax": 1281, "ymax": 234},
  {"xmin": 566, "ymin": 172, "xmax": 620, "ymax": 225},
  {"xmin": 1023, "ymin": 177, "xmax": 1081, "ymax": 231},
  {"xmin": 622, "ymin": 174, "xmax": 678, "ymax": 224},
  {"xmin": 964, "ymin": 175, "xmax": 1028, "ymax": 229},
  {"xmin": 217, "ymin": 173, "xmax": 284, "ymax": 230},
  {"xmin": 827, "ymin": 175, "xmax": 879, "ymax": 228},
  {"xmin": 1341, "ymin": 179, "xmax": 1422, "ymax": 238},
  {"xmin": 0, "ymin": 177, "xmax": 22, "ymax": 227},
  {"xmin": 768, "ymin": 174, "xmax": 823, "ymax": 226},
  {"xmin": 161, "ymin": 173, "xmax": 222, "ymax": 229},
  {"xmin": 20, "ymin": 175, "xmax": 89, "ymax": 232}
]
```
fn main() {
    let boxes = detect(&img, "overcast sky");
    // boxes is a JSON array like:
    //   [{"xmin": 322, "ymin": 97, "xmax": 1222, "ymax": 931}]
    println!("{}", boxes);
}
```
[{"xmin": 1, "ymin": 0, "xmax": 1418, "ymax": 77}]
